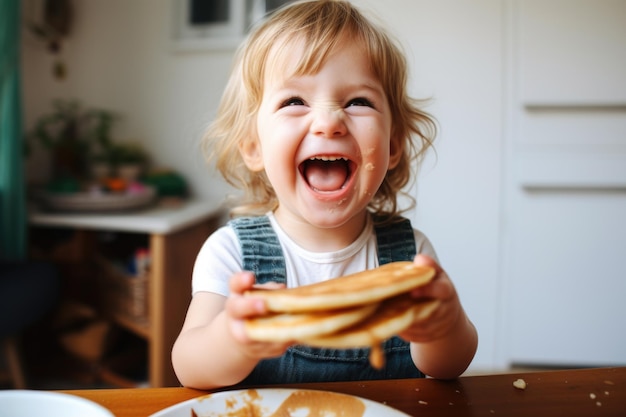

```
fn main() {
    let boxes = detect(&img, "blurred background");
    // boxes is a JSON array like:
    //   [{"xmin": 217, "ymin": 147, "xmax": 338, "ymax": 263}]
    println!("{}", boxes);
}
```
[{"xmin": 2, "ymin": 0, "xmax": 624, "ymax": 388}]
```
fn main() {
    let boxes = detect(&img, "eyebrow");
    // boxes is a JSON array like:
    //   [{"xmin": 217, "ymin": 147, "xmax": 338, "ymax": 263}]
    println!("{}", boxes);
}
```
[{"xmin": 274, "ymin": 76, "xmax": 385, "ymax": 96}]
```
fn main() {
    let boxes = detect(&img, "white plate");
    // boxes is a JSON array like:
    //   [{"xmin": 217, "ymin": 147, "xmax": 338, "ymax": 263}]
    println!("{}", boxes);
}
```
[
  {"xmin": 0, "ymin": 390, "xmax": 114, "ymax": 417},
  {"xmin": 150, "ymin": 388, "xmax": 410, "ymax": 417}
]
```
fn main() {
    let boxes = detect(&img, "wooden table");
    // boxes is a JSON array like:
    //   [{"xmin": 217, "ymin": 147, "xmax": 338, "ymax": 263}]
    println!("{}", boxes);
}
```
[
  {"xmin": 63, "ymin": 367, "xmax": 625, "ymax": 416},
  {"xmin": 30, "ymin": 199, "xmax": 224, "ymax": 387}
]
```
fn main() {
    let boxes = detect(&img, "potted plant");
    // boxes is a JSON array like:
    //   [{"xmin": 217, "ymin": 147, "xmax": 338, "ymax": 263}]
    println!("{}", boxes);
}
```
[
  {"xmin": 26, "ymin": 99, "xmax": 117, "ymax": 181},
  {"xmin": 109, "ymin": 141, "xmax": 149, "ymax": 182}
]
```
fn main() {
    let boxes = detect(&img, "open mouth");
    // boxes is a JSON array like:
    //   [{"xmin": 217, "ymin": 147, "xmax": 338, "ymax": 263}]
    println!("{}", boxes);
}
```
[{"xmin": 299, "ymin": 156, "xmax": 355, "ymax": 192}]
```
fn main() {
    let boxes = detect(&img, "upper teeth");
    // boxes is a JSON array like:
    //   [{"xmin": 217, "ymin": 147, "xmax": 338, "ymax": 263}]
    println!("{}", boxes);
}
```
[{"xmin": 310, "ymin": 156, "xmax": 348, "ymax": 162}]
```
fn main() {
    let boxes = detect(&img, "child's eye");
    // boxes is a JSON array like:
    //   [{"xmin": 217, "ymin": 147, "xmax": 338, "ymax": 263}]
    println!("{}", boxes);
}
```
[
  {"xmin": 347, "ymin": 97, "xmax": 374, "ymax": 108},
  {"xmin": 280, "ymin": 97, "xmax": 305, "ymax": 107}
]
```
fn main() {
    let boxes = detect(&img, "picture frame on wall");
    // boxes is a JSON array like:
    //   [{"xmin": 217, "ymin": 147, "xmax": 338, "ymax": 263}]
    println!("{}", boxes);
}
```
[{"xmin": 171, "ymin": 0, "xmax": 294, "ymax": 51}]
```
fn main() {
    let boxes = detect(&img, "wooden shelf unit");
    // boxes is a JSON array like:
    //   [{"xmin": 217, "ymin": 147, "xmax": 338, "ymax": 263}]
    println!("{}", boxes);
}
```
[{"xmin": 29, "ymin": 200, "xmax": 224, "ymax": 387}]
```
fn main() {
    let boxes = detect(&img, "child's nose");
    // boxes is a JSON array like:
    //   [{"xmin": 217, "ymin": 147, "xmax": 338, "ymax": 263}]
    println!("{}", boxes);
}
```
[{"xmin": 310, "ymin": 108, "xmax": 347, "ymax": 138}]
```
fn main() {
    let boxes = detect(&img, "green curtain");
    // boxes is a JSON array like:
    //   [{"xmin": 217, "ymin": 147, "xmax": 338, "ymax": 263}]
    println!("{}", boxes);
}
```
[{"xmin": 0, "ymin": 0, "xmax": 27, "ymax": 261}]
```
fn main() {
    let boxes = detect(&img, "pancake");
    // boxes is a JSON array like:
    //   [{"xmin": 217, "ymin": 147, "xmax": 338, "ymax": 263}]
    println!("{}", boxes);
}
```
[
  {"xmin": 302, "ymin": 295, "xmax": 440, "ymax": 369},
  {"xmin": 243, "ymin": 302, "xmax": 378, "ymax": 342},
  {"xmin": 244, "ymin": 261, "xmax": 436, "ymax": 313},
  {"xmin": 242, "ymin": 262, "xmax": 440, "ymax": 367},
  {"xmin": 301, "ymin": 296, "xmax": 441, "ymax": 348}
]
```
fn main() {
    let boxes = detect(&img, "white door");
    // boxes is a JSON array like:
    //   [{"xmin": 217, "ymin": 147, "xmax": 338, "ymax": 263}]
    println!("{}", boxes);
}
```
[{"xmin": 504, "ymin": 0, "xmax": 626, "ymax": 366}]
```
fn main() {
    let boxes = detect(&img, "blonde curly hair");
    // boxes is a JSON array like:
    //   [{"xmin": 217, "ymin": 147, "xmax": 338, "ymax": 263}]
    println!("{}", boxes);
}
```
[{"xmin": 202, "ymin": 0, "xmax": 436, "ymax": 220}]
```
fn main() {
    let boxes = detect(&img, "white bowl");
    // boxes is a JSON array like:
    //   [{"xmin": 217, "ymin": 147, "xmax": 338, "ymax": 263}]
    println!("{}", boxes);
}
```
[{"xmin": 0, "ymin": 390, "xmax": 114, "ymax": 417}]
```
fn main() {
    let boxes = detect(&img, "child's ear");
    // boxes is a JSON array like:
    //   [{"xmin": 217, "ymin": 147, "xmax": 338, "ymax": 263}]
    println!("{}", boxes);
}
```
[
  {"xmin": 239, "ymin": 138, "xmax": 265, "ymax": 171},
  {"xmin": 388, "ymin": 134, "xmax": 404, "ymax": 170}
]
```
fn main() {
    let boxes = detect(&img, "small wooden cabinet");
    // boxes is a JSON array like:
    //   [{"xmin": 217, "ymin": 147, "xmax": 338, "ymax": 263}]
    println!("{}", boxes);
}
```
[{"xmin": 29, "ymin": 200, "xmax": 224, "ymax": 387}]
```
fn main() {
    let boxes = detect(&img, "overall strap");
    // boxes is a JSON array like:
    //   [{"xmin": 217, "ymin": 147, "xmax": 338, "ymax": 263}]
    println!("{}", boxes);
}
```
[
  {"xmin": 230, "ymin": 215, "xmax": 417, "ymax": 283},
  {"xmin": 374, "ymin": 216, "xmax": 417, "ymax": 265},
  {"xmin": 229, "ymin": 216, "xmax": 287, "ymax": 284}
]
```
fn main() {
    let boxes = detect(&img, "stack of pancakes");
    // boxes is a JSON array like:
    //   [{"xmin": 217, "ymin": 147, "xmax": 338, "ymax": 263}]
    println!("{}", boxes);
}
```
[{"xmin": 243, "ymin": 261, "xmax": 440, "ymax": 368}]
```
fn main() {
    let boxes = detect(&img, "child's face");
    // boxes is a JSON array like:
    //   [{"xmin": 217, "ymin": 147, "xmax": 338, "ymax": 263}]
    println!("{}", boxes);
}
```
[{"xmin": 244, "ymin": 39, "xmax": 400, "ymax": 230}]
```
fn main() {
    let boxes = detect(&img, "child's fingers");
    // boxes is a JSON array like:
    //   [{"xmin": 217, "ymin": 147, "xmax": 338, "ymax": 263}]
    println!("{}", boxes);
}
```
[
  {"xmin": 226, "ymin": 273, "xmax": 266, "ymax": 319},
  {"xmin": 411, "ymin": 275, "xmax": 455, "ymax": 300},
  {"xmin": 226, "ymin": 293, "xmax": 266, "ymax": 318},
  {"xmin": 410, "ymin": 255, "xmax": 455, "ymax": 300},
  {"xmin": 230, "ymin": 319, "xmax": 292, "ymax": 358},
  {"xmin": 253, "ymin": 281, "xmax": 286, "ymax": 290},
  {"xmin": 230, "ymin": 318, "xmax": 251, "ymax": 342},
  {"xmin": 230, "ymin": 272, "xmax": 285, "ymax": 294},
  {"xmin": 413, "ymin": 254, "xmax": 440, "ymax": 271},
  {"xmin": 229, "ymin": 271, "xmax": 257, "ymax": 294},
  {"xmin": 227, "ymin": 272, "xmax": 286, "ymax": 318}
]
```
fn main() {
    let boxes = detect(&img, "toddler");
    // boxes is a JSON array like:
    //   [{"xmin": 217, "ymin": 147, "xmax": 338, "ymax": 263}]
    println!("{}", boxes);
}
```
[{"xmin": 172, "ymin": 0, "xmax": 477, "ymax": 390}]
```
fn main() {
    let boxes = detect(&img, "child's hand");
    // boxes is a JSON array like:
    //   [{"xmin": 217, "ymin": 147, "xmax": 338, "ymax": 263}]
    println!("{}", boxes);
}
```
[
  {"xmin": 224, "ymin": 271, "xmax": 291, "ymax": 360},
  {"xmin": 398, "ymin": 255, "xmax": 463, "ymax": 343}
]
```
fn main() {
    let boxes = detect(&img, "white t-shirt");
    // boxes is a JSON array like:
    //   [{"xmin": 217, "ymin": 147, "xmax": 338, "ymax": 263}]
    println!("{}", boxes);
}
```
[{"xmin": 191, "ymin": 212, "xmax": 438, "ymax": 296}]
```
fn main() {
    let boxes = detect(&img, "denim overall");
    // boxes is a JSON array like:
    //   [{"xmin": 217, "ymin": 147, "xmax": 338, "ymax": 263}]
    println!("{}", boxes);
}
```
[{"xmin": 230, "ymin": 215, "xmax": 424, "ymax": 385}]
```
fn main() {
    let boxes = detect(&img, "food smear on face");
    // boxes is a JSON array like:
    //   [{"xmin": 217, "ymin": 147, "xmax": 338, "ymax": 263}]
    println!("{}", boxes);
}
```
[{"xmin": 362, "ymin": 148, "xmax": 375, "ymax": 157}]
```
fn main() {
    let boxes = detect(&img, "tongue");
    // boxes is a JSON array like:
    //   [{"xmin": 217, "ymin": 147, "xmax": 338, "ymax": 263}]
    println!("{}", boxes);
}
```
[{"xmin": 304, "ymin": 160, "xmax": 349, "ymax": 191}]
